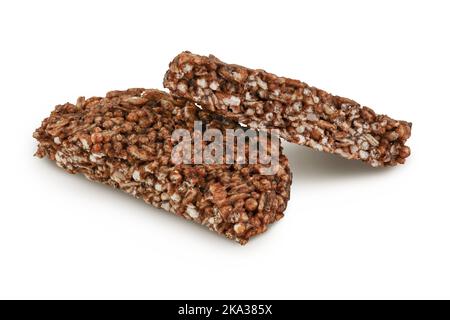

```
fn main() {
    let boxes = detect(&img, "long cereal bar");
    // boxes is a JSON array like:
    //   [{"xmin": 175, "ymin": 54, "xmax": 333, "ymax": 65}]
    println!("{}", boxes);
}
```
[
  {"xmin": 33, "ymin": 89, "xmax": 291, "ymax": 244},
  {"xmin": 164, "ymin": 52, "xmax": 412, "ymax": 167}
]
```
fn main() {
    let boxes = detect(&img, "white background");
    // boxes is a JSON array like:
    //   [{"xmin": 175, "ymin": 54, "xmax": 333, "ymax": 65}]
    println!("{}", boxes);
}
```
[{"xmin": 0, "ymin": 0, "xmax": 449, "ymax": 299}]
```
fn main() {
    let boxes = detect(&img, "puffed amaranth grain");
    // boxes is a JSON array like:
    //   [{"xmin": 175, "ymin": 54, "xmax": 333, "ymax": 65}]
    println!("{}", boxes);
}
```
[
  {"xmin": 33, "ymin": 89, "xmax": 292, "ymax": 244},
  {"xmin": 164, "ymin": 52, "xmax": 412, "ymax": 167}
]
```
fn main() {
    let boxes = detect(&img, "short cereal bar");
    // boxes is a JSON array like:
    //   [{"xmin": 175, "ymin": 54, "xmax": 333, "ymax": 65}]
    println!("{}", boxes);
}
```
[{"xmin": 33, "ymin": 89, "xmax": 292, "ymax": 244}]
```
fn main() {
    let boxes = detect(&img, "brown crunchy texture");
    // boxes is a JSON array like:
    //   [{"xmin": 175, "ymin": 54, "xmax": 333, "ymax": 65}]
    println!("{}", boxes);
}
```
[
  {"xmin": 164, "ymin": 52, "xmax": 412, "ymax": 167},
  {"xmin": 33, "ymin": 89, "xmax": 292, "ymax": 244}
]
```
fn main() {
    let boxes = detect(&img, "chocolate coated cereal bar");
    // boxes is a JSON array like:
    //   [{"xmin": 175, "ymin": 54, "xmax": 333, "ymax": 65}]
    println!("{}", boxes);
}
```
[
  {"xmin": 33, "ymin": 89, "xmax": 292, "ymax": 244},
  {"xmin": 164, "ymin": 52, "xmax": 412, "ymax": 166}
]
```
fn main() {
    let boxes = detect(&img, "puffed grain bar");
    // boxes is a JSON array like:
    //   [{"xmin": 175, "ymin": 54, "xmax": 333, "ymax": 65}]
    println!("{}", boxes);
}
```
[
  {"xmin": 33, "ymin": 89, "xmax": 292, "ymax": 245},
  {"xmin": 164, "ymin": 52, "xmax": 412, "ymax": 167}
]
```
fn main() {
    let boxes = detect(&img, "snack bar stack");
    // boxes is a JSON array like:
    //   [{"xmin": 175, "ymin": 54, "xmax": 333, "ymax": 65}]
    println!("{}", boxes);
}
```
[
  {"xmin": 33, "ymin": 89, "xmax": 292, "ymax": 244},
  {"xmin": 164, "ymin": 52, "xmax": 412, "ymax": 167}
]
